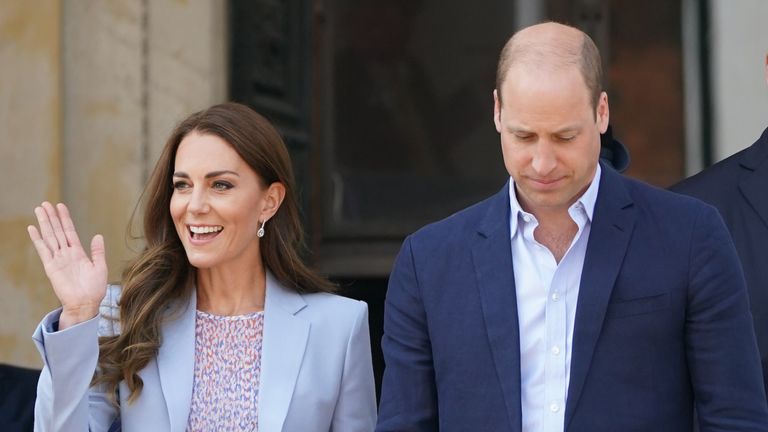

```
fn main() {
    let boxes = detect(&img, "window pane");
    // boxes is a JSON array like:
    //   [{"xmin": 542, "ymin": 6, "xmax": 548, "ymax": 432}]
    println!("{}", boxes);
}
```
[{"xmin": 325, "ymin": 0, "xmax": 514, "ymax": 238}]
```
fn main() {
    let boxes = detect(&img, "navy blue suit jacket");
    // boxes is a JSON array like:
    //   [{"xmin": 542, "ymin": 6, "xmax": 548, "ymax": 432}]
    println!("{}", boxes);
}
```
[
  {"xmin": 0, "ymin": 364, "xmax": 39, "ymax": 432},
  {"xmin": 377, "ymin": 163, "xmax": 768, "ymax": 431},
  {"xmin": 672, "ymin": 127, "xmax": 768, "ymax": 397}
]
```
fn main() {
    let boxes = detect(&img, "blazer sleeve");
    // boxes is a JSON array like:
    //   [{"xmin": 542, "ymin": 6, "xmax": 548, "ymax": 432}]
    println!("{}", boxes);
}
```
[
  {"xmin": 685, "ymin": 207, "xmax": 768, "ymax": 430},
  {"xmin": 376, "ymin": 236, "xmax": 438, "ymax": 432},
  {"xmin": 32, "ymin": 286, "xmax": 121, "ymax": 432},
  {"xmin": 331, "ymin": 301, "xmax": 377, "ymax": 432}
]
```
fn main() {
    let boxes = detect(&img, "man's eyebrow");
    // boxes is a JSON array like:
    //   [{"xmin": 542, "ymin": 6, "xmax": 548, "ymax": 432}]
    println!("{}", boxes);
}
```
[
  {"xmin": 553, "ymin": 125, "xmax": 580, "ymax": 134},
  {"xmin": 507, "ymin": 126, "xmax": 534, "ymax": 134}
]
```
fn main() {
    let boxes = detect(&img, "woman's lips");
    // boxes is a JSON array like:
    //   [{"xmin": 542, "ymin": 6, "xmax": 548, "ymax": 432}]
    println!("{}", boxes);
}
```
[{"xmin": 187, "ymin": 225, "xmax": 223, "ymax": 245}]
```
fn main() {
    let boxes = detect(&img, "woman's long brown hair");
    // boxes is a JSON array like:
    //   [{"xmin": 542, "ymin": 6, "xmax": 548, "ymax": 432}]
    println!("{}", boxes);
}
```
[{"xmin": 93, "ymin": 102, "xmax": 335, "ymax": 403}]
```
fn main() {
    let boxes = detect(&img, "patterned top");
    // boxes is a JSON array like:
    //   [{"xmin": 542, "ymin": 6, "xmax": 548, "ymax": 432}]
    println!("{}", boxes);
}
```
[{"xmin": 186, "ymin": 310, "xmax": 264, "ymax": 431}]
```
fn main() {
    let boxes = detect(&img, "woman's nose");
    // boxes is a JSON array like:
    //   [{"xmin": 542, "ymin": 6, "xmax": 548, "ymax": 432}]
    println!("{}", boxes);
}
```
[{"xmin": 187, "ymin": 188, "xmax": 210, "ymax": 214}]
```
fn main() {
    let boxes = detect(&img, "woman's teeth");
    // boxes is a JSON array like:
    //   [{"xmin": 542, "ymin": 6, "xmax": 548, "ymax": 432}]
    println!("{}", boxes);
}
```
[{"xmin": 190, "ymin": 225, "xmax": 223, "ymax": 234}]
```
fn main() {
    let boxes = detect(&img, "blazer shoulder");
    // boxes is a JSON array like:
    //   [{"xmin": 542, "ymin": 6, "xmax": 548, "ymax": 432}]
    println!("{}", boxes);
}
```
[
  {"xmin": 301, "ymin": 292, "xmax": 367, "ymax": 324},
  {"xmin": 409, "ymin": 187, "xmax": 505, "ymax": 245},
  {"xmin": 620, "ymin": 174, "xmax": 721, "ymax": 223},
  {"xmin": 671, "ymin": 149, "xmax": 745, "ymax": 197},
  {"xmin": 670, "ymin": 127, "xmax": 768, "ymax": 198}
]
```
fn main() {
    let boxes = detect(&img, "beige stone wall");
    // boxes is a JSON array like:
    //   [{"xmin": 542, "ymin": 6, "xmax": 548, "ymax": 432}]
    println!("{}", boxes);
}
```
[
  {"xmin": 147, "ymin": 0, "xmax": 228, "ymax": 162},
  {"xmin": 0, "ymin": 0, "xmax": 226, "ymax": 368},
  {"xmin": 0, "ymin": 0, "xmax": 63, "ymax": 368},
  {"xmin": 62, "ymin": 0, "xmax": 145, "ymax": 288}
]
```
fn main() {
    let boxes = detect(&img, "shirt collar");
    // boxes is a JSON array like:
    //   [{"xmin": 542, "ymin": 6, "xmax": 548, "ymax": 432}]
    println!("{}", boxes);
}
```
[{"xmin": 508, "ymin": 164, "xmax": 602, "ymax": 235}]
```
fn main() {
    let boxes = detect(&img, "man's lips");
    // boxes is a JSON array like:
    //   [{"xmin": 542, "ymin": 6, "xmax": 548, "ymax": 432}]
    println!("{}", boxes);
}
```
[{"xmin": 526, "ymin": 176, "xmax": 565, "ymax": 187}]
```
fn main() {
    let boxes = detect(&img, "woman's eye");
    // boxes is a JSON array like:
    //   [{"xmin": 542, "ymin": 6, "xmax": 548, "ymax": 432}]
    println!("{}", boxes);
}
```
[
  {"xmin": 213, "ymin": 181, "xmax": 233, "ymax": 191},
  {"xmin": 173, "ymin": 181, "xmax": 190, "ymax": 190}
]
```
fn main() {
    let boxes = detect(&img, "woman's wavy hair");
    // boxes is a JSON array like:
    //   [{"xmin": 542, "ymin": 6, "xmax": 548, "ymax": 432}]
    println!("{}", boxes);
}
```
[{"xmin": 93, "ymin": 102, "xmax": 335, "ymax": 403}]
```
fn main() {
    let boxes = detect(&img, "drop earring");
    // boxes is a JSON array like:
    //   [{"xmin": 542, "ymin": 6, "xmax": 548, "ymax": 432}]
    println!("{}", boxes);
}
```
[{"xmin": 257, "ymin": 220, "xmax": 266, "ymax": 238}]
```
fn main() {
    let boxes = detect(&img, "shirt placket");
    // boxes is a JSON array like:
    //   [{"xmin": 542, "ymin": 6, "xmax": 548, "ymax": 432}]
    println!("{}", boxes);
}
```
[{"xmin": 543, "ymin": 264, "xmax": 567, "ymax": 430}]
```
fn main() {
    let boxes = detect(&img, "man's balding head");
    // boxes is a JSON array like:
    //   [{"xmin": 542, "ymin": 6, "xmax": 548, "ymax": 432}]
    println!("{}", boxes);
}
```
[{"xmin": 495, "ymin": 22, "xmax": 603, "ymax": 111}]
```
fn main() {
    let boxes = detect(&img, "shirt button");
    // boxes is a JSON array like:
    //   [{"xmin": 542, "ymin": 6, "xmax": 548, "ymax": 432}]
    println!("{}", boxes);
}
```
[
  {"xmin": 523, "ymin": 215, "xmax": 531, "ymax": 222},
  {"xmin": 551, "ymin": 346, "xmax": 560, "ymax": 355},
  {"xmin": 550, "ymin": 403, "xmax": 560, "ymax": 413},
  {"xmin": 551, "ymin": 292, "xmax": 560, "ymax": 301}
]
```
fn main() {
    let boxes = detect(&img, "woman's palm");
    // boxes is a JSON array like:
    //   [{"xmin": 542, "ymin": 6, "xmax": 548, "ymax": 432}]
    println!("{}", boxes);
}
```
[{"xmin": 28, "ymin": 202, "xmax": 107, "ymax": 320}]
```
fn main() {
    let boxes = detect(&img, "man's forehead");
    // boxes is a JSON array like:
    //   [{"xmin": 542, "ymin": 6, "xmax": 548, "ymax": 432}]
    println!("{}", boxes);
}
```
[{"xmin": 499, "ymin": 64, "xmax": 589, "ymax": 98}]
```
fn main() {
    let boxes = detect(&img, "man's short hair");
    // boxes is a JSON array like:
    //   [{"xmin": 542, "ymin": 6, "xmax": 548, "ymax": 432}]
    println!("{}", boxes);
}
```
[{"xmin": 495, "ymin": 23, "xmax": 603, "ymax": 111}]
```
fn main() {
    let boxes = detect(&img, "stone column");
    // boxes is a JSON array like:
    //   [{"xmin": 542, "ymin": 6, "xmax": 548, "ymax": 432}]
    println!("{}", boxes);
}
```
[{"xmin": 0, "ymin": 0, "xmax": 63, "ymax": 367}]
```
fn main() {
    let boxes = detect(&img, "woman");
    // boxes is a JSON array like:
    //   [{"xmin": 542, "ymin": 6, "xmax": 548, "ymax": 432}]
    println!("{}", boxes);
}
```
[{"xmin": 28, "ymin": 103, "xmax": 377, "ymax": 431}]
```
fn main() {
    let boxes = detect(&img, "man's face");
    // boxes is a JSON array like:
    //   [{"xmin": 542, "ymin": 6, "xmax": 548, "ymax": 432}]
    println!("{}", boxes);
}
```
[{"xmin": 494, "ymin": 65, "xmax": 609, "ymax": 216}]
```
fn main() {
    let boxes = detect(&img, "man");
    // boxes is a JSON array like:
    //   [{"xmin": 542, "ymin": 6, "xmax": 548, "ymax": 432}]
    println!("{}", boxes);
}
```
[
  {"xmin": 672, "ymin": 54, "xmax": 768, "ymax": 398},
  {"xmin": 376, "ymin": 22, "xmax": 768, "ymax": 431},
  {"xmin": 0, "ymin": 363, "xmax": 39, "ymax": 431}
]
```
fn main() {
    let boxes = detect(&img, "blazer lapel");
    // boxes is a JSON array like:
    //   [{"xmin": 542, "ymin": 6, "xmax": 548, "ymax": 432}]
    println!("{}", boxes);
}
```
[
  {"xmin": 156, "ymin": 290, "xmax": 197, "ymax": 432},
  {"xmin": 471, "ymin": 184, "xmax": 523, "ymax": 429},
  {"xmin": 258, "ymin": 271, "xmax": 310, "ymax": 432},
  {"xmin": 739, "ymin": 128, "xmax": 768, "ymax": 229},
  {"xmin": 565, "ymin": 164, "xmax": 636, "ymax": 426}
]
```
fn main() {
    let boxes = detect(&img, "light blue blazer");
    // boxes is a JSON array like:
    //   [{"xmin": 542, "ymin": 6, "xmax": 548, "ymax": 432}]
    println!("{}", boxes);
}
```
[{"xmin": 32, "ymin": 272, "xmax": 377, "ymax": 431}]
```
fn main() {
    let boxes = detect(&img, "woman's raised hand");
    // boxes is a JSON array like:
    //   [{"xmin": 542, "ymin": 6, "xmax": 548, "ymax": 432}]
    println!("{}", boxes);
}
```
[{"xmin": 27, "ymin": 202, "xmax": 108, "ymax": 329}]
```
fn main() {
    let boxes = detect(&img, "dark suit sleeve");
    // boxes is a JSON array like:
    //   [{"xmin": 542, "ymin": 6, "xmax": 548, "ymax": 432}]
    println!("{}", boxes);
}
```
[
  {"xmin": 0, "ymin": 365, "xmax": 39, "ymax": 432},
  {"xmin": 376, "ymin": 237, "xmax": 439, "ymax": 432},
  {"xmin": 685, "ymin": 206, "xmax": 768, "ymax": 430}
]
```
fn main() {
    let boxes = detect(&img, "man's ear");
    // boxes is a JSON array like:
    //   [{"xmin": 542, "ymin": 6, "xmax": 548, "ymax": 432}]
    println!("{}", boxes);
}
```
[
  {"xmin": 596, "ymin": 91, "xmax": 610, "ymax": 133},
  {"xmin": 260, "ymin": 182, "xmax": 286, "ymax": 223},
  {"xmin": 493, "ymin": 89, "xmax": 502, "ymax": 133}
]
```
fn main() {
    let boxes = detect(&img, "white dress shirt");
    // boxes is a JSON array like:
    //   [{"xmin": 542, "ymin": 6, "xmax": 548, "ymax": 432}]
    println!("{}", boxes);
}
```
[{"xmin": 509, "ymin": 165, "xmax": 601, "ymax": 432}]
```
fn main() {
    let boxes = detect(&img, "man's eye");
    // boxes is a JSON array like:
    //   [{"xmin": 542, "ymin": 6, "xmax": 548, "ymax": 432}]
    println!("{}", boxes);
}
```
[
  {"xmin": 557, "ymin": 135, "xmax": 576, "ymax": 142},
  {"xmin": 515, "ymin": 135, "xmax": 534, "ymax": 142}
]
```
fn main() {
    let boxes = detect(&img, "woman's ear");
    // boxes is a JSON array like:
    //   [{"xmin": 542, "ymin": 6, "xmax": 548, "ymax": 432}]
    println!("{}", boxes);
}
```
[{"xmin": 260, "ymin": 182, "xmax": 286, "ymax": 223}]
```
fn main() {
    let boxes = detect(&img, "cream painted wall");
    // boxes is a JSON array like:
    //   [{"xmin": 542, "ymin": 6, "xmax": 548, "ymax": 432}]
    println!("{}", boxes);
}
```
[
  {"xmin": 0, "ymin": 0, "xmax": 227, "ymax": 368},
  {"xmin": 0, "ymin": 0, "xmax": 63, "ymax": 368},
  {"xmin": 709, "ymin": 0, "xmax": 768, "ymax": 161},
  {"xmin": 147, "ymin": 0, "xmax": 228, "ymax": 163},
  {"xmin": 62, "ymin": 0, "xmax": 145, "ymax": 289}
]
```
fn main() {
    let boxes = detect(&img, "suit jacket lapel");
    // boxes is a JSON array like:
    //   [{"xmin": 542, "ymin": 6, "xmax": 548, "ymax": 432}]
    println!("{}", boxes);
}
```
[
  {"xmin": 471, "ymin": 184, "xmax": 523, "ymax": 429},
  {"xmin": 157, "ymin": 290, "xmax": 197, "ymax": 432},
  {"xmin": 739, "ymin": 128, "xmax": 768, "ymax": 229},
  {"xmin": 258, "ymin": 271, "xmax": 310, "ymax": 432},
  {"xmin": 565, "ymin": 164, "xmax": 636, "ymax": 426}
]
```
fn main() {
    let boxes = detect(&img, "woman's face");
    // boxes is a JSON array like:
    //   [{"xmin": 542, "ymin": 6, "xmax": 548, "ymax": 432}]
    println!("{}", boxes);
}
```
[{"xmin": 170, "ymin": 131, "xmax": 271, "ymax": 269}]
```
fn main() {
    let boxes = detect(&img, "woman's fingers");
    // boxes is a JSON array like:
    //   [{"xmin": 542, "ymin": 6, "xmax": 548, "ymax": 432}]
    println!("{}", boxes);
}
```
[
  {"xmin": 27, "ymin": 225, "xmax": 53, "ymax": 262},
  {"xmin": 57, "ymin": 203, "xmax": 83, "ymax": 251},
  {"xmin": 34, "ymin": 204, "xmax": 59, "ymax": 253},
  {"xmin": 42, "ymin": 202, "xmax": 70, "ymax": 251},
  {"xmin": 90, "ymin": 234, "xmax": 107, "ymax": 272}
]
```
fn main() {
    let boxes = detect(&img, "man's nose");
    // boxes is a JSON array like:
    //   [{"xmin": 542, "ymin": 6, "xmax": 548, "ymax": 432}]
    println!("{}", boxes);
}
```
[{"xmin": 531, "ymin": 142, "xmax": 557, "ymax": 176}]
